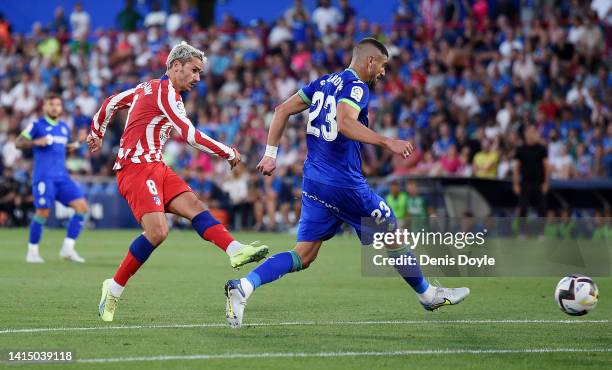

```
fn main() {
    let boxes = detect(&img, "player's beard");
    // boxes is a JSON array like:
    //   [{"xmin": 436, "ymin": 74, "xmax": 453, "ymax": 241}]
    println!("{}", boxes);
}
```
[{"xmin": 46, "ymin": 112, "xmax": 61, "ymax": 120}]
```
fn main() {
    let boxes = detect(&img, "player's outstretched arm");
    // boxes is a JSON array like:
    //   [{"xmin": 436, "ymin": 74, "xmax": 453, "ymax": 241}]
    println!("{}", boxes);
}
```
[
  {"xmin": 15, "ymin": 123, "xmax": 52, "ymax": 149},
  {"xmin": 87, "ymin": 88, "xmax": 137, "ymax": 152},
  {"xmin": 15, "ymin": 134, "xmax": 50, "ymax": 149},
  {"xmin": 336, "ymin": 102, "xmax": 414, "ymax": 158},
  {"xmin": 160, "ymin": 87, "xmax": 239, "ymax": 168},
  {"xmin": 257, "ymin": 93, "xmax": 309, "ymax": 176}
]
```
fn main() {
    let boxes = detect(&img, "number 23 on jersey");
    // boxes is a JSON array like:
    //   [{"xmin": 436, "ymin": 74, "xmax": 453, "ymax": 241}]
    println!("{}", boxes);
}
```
[{"xmin": 307, "ymin": 91, "xmax": 338, "ymax": 142}]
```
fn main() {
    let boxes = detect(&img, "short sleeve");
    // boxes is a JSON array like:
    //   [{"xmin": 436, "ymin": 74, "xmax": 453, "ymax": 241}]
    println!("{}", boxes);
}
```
[
  {"xmin": 297, "ymin": 75, "xmax": 328, "ymax": 106},
  {"xmin": 338, "ymin": 81, "xmax": 369, "ymax": 112},
  {"xmin": 20, "ymin": 121, "xmax": 39, "ymax": 140}
]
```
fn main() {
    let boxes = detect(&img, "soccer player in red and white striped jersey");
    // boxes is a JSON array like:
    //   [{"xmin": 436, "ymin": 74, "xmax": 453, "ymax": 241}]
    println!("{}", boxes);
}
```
[{"xmin": 88, "ymin": 42, "xmax": 269, "ymax": 322}]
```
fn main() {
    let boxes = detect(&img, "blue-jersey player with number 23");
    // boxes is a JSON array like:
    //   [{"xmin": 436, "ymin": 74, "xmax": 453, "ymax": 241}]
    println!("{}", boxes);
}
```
[{"xmin": 225, "ymin": 38, "xmax": 470, "ymax": 328}]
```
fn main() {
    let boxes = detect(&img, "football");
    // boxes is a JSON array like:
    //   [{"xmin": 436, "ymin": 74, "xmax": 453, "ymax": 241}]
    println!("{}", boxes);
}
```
[{"xmin": 554, "ymin": 275, "xmax": 599, "ymax": 316}]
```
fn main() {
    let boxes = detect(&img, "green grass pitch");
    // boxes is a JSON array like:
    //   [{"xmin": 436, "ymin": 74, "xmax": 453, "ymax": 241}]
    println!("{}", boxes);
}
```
[{"xmin": 0, "ymin": 228, "xmax": 610, "ymax": 369}]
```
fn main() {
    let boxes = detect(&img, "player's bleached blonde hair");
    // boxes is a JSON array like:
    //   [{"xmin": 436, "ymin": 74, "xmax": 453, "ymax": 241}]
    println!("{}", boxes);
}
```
[{"xmin": 166, "ymin": 41, "xmax": 207, "ymax": 70}]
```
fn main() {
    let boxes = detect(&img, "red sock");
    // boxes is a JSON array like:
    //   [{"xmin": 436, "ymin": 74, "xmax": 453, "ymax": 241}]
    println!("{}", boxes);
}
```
[
  {"xmin": 113, "ymin": 251, "xmax": 143, "ymax": 286},
  {"xmin": 202, "ymin": 223, "xmax": 235, "ymax": 251}
]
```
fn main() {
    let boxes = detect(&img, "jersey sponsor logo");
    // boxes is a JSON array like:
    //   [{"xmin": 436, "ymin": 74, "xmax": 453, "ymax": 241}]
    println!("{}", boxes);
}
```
[
  {"xmin": 302, "ymin": 190, "xmax": 340, "ymax": 212},
  {"xmin": 152, "ymin": 195, "xmax": 161, "ymax": 206},
  {"xmin": 350, "ymin": 86, "xmax": 364, "ymax": 102},
  {"xmin": 50, "ymin": 136, "xmax": 68, "ymax": 145}
]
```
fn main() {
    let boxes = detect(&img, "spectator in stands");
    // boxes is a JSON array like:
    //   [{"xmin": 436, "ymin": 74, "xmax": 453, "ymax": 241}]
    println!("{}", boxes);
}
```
[
  {"xmin": 338, "ymin": 0, "xmax": 356, "ymax": 32},
  {"xmin": 452, "ymin": 84, "xmax": 480, "ymax": 117},
  {"xmin": 473, "ymin": 139, "xmax": 500, "ymax": 178},
  {"xmin": 312, "ymin": 0, "xmax": 342, "ymax": 35},
  {"xmin": 285, "ymin": 0, "xmax": 310, "ymax": 27},
  {"xmin": 439, "ymin": 145, "xmax": 461, "ymax": 175},
  {"xmin": 74, "ymin": 89, "xmax": 97, "ymax": 117},
  {"xmin": 116, "ymin": 0, "xmax": 142, "ymax": 32},
  {"xmin": 221, "ymin": 163, "xmax": 252, "ymax": 230},
  {"xmin": 574, "ymin": 143, "xmax": 593, "ymax": 178},
  {"xmin": 550, "ymin": 143, "xmax": 573, "ymax": 179},
  {"xmin": 268, "ymin": 18, "xmax": 293, "ymax": 48},
  {"xmin": 69, "ymin": 2, "xmax": 90, "ymax": 40}
]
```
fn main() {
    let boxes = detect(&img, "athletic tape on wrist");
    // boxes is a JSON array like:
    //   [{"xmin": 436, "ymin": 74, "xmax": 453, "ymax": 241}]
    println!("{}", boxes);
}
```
[{"xmin": 265, "ymin": 145, "xmax": 278, "ymax": 159}]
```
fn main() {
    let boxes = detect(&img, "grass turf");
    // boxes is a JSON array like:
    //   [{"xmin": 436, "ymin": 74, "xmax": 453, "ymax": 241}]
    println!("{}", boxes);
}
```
[{"xmin": 0, "ymin": 228, "xmax": 610, "ymax": 369}]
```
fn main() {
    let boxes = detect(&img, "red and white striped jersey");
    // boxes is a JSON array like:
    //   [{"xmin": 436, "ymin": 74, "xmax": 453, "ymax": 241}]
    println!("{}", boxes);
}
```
[{"xmin": 90, "ymin": 76, "xmax": 236, "ymax": 170}]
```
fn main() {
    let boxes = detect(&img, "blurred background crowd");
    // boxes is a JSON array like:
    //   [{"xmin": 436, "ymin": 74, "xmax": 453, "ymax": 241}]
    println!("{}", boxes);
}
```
[{"xmin": 0, "ymin": 0, "xmax": 610, "ymax": 230}]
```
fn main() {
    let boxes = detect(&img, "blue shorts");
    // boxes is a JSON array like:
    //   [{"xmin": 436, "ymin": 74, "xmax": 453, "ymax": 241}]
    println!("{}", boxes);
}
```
[
  {"xmin": 32, "ymin": 176, "xmax": 84, "ymax": 209},
  {"xmin": 297, "ymin": 178, "xmax": 397, "ymax": 245}
]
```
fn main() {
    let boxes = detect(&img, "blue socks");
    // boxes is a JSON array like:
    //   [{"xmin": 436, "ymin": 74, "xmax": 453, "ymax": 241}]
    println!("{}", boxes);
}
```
[
  {"xmin": 129, "ymin": 234, "xmax": 156, "ymax": 263},
  {"xmin": 29, "ymin": 215, "xmax": 46, "ymax": 244},
  {"xmin": 386, "ymin": 246, "xmax": 429, "ymax": 294},
  {"xmin": 242, "ymin": 247, "xmax": 429, "ymax": 297},
  {"xmin": 66, "ymin": 213, "xmax": 85, "ymax": 240},
  {"xmin": 246, "ymin": 251, "xmax": 302, "ymax": 290},
  {"xmin": 29, "ymin": 213, "xmax": 85, "ymax": 244}
]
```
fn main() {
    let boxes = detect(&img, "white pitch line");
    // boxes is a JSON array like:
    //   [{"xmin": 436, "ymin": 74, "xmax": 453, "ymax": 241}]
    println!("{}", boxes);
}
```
[
  {"xmin": 0, "ymin": 319, "xmax": 609, "ymax": 335},
  {"xmin": 77, "ymin": 348, "xmax": 612, "ymax": 363}
]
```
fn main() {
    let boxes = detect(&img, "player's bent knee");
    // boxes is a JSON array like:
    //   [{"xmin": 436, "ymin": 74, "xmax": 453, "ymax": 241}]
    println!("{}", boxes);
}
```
[
  {"xmin": 32, "ymin": 213, "xmax": 48, "ymax": 225},
  {"xmin": 143, "ymin": 220, "xmax": 169, "ymax": 246},
  {"xmin": 35, "ymin": 209, "xmax": 50, "ymax": 219},
  {"xmin": 147, "ymin": 227, "xmax": 169, "ymax": 246}
]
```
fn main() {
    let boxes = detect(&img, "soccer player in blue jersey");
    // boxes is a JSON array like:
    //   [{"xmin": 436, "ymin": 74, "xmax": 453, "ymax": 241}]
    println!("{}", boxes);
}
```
[
  {"xmin": 225, "ymin": 38, "xmax": 470, "ymax": 327},
  {"xmin": 16, "ymin": 93, "xmax": 88, "ymax": 263}
]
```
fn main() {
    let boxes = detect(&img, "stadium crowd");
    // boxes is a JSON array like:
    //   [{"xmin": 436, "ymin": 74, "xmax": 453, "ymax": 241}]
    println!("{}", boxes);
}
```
[{"xmin": 0, "ymin": 0, "xmax": 610, "ymax": 230}]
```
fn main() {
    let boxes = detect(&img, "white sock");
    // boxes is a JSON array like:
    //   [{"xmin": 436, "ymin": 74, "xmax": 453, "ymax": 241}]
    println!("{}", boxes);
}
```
[
  {"xmin": 418, "ymin": 284, "xmax": 436, "ymax": 302},
  {"xmin": 28, "ymin": 244, "xmax": 39, "ymax": 254},
  {"xmin": 226, "ymin": 241, "xmax": 242, "ymax": 256},
  {"xmin": 109, "ymin": 279, "xmax": 125, "ymax": 297},
  {"xmin": 239, "ymin": 278, "xmax": 254, "ymax": 299},
  {"xmin": 62, "ymin": 238, "xmax": 76, "ymax": 252}
]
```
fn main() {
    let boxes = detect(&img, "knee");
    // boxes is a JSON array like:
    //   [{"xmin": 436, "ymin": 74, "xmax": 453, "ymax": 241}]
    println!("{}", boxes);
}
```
[
  {"xmin": 33, "ymin": 211, "xmax": 49, "ymax": 225},
  {"xmin": 35, "ymin": 209, "xmax": 50, "ymax": 219},
  {"xmin": 76, "ymin": 203, "xmax": 89, "ymax": 215},
  {"xmin": 146, "ymin": 224, "xmax": 169, "ymax": 246}
]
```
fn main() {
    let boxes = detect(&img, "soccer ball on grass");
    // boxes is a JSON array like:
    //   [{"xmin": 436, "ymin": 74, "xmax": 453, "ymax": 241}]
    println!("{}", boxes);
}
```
[{"xmin": 554, "ymin": 275, "xmax": 599, "ymax": 316}]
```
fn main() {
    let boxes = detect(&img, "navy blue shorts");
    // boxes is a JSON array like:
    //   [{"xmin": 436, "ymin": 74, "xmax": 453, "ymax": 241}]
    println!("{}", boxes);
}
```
[{"xmin": 297, "ymin": 178, "xmax": 397, "ymax": 244}]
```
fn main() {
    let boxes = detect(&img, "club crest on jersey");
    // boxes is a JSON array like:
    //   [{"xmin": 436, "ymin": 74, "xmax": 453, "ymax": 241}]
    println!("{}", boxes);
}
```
[
  {"xmin": 350, "ymin": 86, "xmax": 363, "ymax": 102},
  {"xmin": 143, "ymin": 82, "xmax": 153, "ymax": 95},
  {"xmin": 61, "ymin": 127, "xmax": 68, "ymax": 135},
  {"xmin": 152, "ymin": 195, "xmax": 161, "ymax": 206}
]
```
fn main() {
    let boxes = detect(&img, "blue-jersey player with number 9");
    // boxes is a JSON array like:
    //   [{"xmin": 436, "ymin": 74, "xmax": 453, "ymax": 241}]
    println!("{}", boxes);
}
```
[
  {"xmin": 16, "ymin": 93, "xmax": 88, "ymax": 264},
  {"xmin": 225, "ymin": 38, "xmax": 470, "ymax": 328}
]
